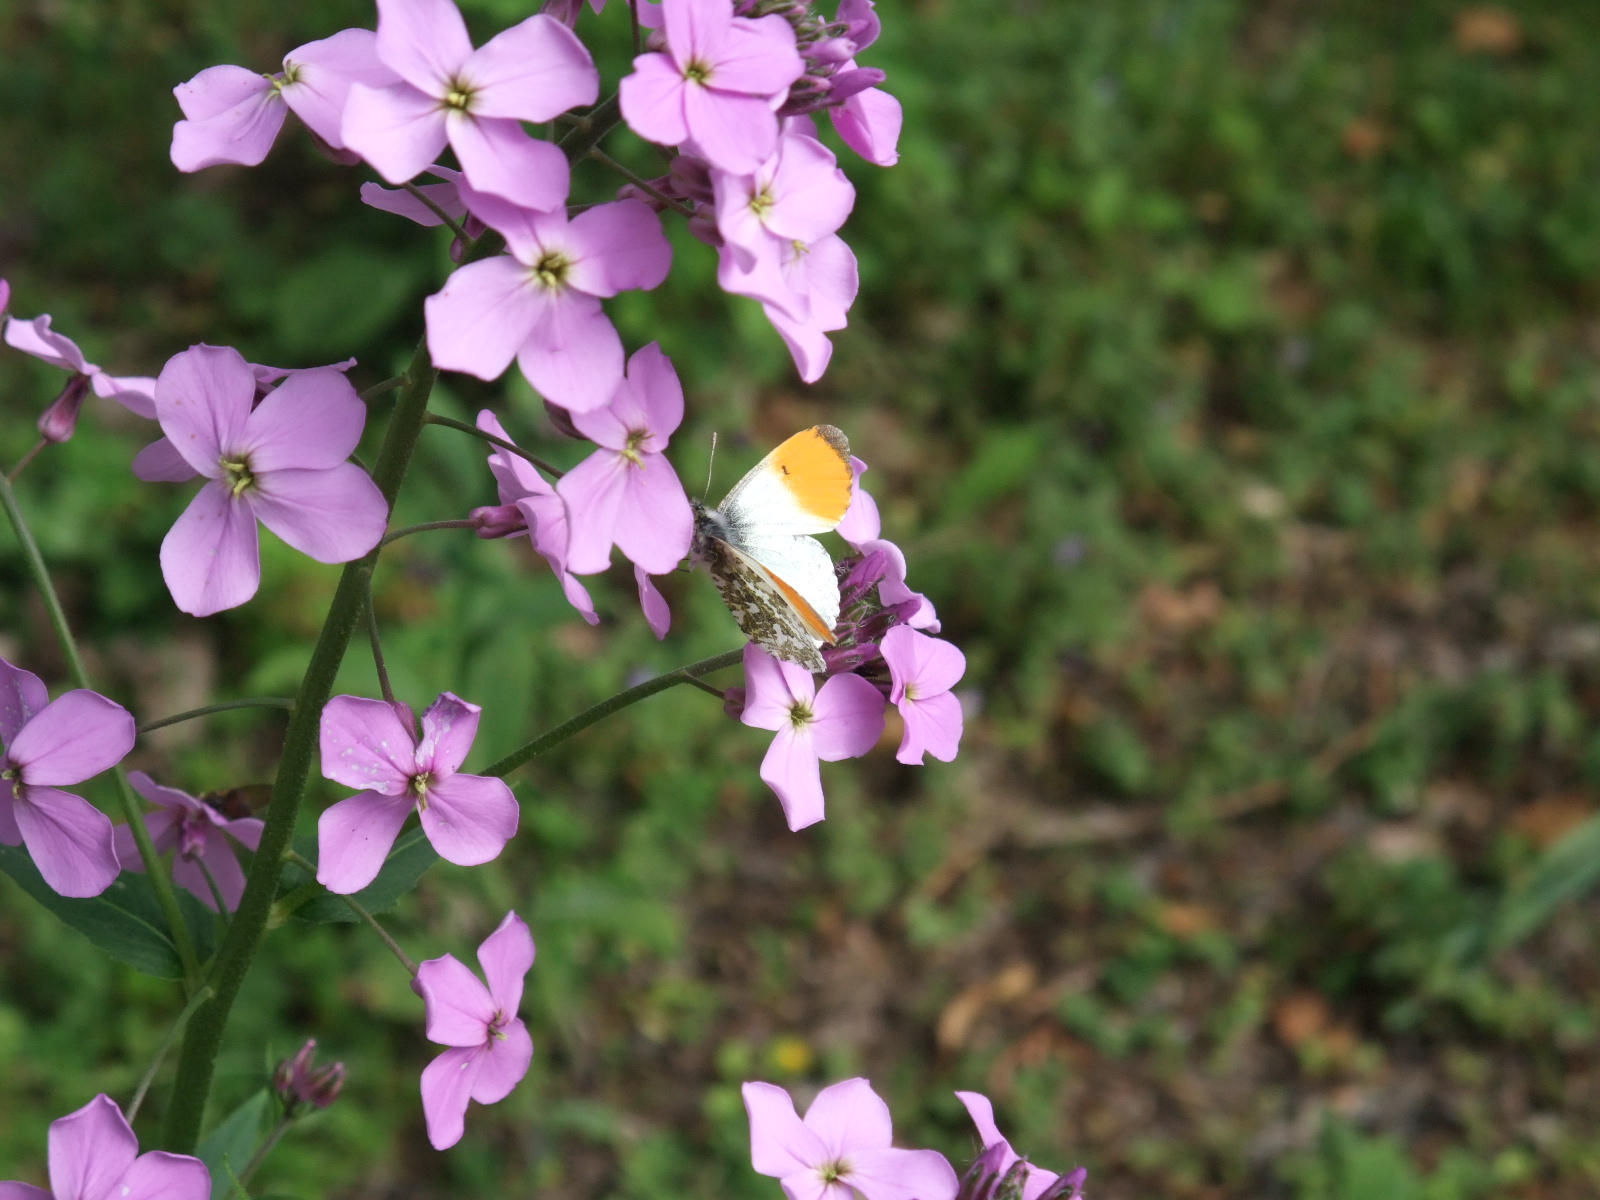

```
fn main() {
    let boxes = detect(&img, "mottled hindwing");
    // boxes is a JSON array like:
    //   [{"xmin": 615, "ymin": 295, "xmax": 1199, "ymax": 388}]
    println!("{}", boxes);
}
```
[{"xmin": 703, "ymin": 539, "xmax": 828, "ymax": 673}]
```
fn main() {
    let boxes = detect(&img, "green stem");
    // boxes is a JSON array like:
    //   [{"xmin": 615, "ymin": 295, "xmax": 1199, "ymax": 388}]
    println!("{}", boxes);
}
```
[
  {"xmin": 360, "ymin": 375, "xmax": 407, "ymax": 403},
  {"xmin": 484, "ymin": 648, "xmax": 743, "ymax": 778},
  {"xmin": 424, "ymin": 413, "xmax": 564, "ymax": 478},
  {"xmin": 234, "ymin": 1115, "xmax": 292, "ymax": 1194},
  {"xmin": 161, "ymin": 339, "xmax": 438, "ymax": 1152},
  {"xmin": 399, "ymin": 181, "xmax": 469, "ymax": 244},
  {"xmin": 0, "ymin": 469, "xmax": 201, "ymax": 986},
  {"xmin": 360, "ymin": 568, "xmax": 396, "ymax": 707},
  {"xmin": 8, "ymin": 438, "xmax": 46, "ymax": 482},
  {"xmin": 286, "ymin": 850, "xmax": 417, "ymax": 975},
  {"xmin": 559, "ymin": 93, "xmax": 622, "ymax": 161},
  {"xmin": 125, "ymin": 984, "xmax": 214, "ymax": 1124},
  {"xmin": 137, "ymin": 698, "xmax": 295, "ymax": 735},
  {"xmin": 381, "ymin": 519, "xmax": 479, "ymax": 547},
  {"xmin": 588, "ymin": 147, "xmax": 692, "ymax": 216}
]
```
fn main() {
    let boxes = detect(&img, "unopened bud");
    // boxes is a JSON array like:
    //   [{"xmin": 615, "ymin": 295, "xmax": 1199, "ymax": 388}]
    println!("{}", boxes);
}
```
[
  {"xmin": 827, "ymin": 66, "xmax": 885, "ymax": 105},
  {"xmin": 471, "ymin": 504, "xmax": 528, "ymax": 539},
  {"xmin": 722, "ymin": 685, "xmax": 747, "ymax": 719},
  {"xmin": 274, "ymin": 1039, "xmax": 347, "ymax": 1114},
  {"xmin": 807, "ymin": 36, "xmax": 857, "ymax": 63},
  {"xmin": 687, "ymin": 211, "xmax": 723, "ymax": 248},
  {"xmin": 541, "ymin": 0, "xmax": 585, "ymax": 26},
  {"xmin": 38, "ymin": 373, "xmax": 92, "ymax": 444},
  {"xmin": 668, "ymin": 155, "xmax": 715, "ymax": 204}
]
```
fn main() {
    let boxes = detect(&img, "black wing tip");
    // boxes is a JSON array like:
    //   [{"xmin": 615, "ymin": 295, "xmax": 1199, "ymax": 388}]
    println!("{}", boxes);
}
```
[{"xmin": 812, "ymin": 424, "xmax": 850, "ymax": 462}]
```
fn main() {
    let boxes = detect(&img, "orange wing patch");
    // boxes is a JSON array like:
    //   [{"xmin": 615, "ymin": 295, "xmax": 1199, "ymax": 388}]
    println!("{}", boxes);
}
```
[
  {"xmin": 770, "ymin": 571, "xmax": 838, "ymax": 643},
  {"xmin": 767, "ymin": 425, "xmax": 852, "ymax": 523}
]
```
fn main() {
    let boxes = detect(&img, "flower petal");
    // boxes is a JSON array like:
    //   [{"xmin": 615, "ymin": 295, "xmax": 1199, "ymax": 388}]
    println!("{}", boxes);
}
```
[
  {"xmin": 618, "ymin": 52, "xmax": 689, "ymax": 148},
  {"xmin": 0, "ymin": 1184, "xmax": 52, "ymax": 1200},
  {"xmin": 464, "ymin": 14, "xmax": 598, "ymax": 122},
  {"xmin": 319, "ymin": 694, "xmax": 418, "ymax": 792},
  {"xmin": 830, "ymin": 83, "xmax": 901, "ymax": 168},
  {"xmin": 758, "ymin": 723, "xmax": 824, "ymax": 831},
  {"xmin": 478, "ymin": 910, "xmax": 536, "ymax": 1017},
  {"xmin": 635, "ymin": 565, "xmax": 671, "ymax": 639},
  {"xmin": 897, "ymin": 691, "xmax": 962, "ymax": 766},
  {"xmin": 417, "ymin": 952, "xmax": 497, "ymax": 1043},
  {"xmin": 843, "ymin": 1147, "xmax": 959, "ymax": 1200},
  {"xmin": 171, "ymin": 833, "xmax": 248, "ymax": 912},
  {"xmin": 711, "ymin": 14, "xmax": 803, "ymax": 94},
  {"xmin": 251, "ymin": 464, "xmax": 388, "ymax": 564},
  {"xmin": 684, "ymin": 84, "xmax": 778, "ymax": 174},
  {"xmin": 516, "ymin": 289, "xmax": 623, "ymax": 413},
  {"xmin": 14, "ymin": 786, "xmax": 120, "ymax": 898},
  {"xmin": 155, "ymin": 344, "xmax": 256, "ymax": 476},
  {"xmin": 418, "ymin": 692, "xmax": 482, "ymax": 778},
  {"xmin": 170, "ymin": 67, "xmax": 285, "ymax": 171},
  {"xmin": 10, "ymin": 691, "xmax": 135, "ymax": 787},
  {"xmin": 375, "ymin": 0, "xmax": 473, "ymax": 94},
  {"xmin": 556, "ymin": 449, "xmax": 629, "ymax": 576},
  {"xmin": 3, "ymin": 314, "xmax": 89, "ymax": 373},
  {"xmin": 90, "ymin": 372, "xmax": 159, "ymax": 419},
  {"xmin": 954, "ymin": 1092, "xmax": 1013, "ymax": 1161},
  {"xmin": 836, "ymin": 457, "xmax": 880, "ymax": 547},
  {"xmin": 809, "ymin": 674, "xmax": 884, "ymax": 763},
  {"xmin": 472, "ymin": 1016, "xmax": 533, "ymax": 1103},
  {"xmin": 738, "ymin": 643, "xmax": 805, "ymax": 731},
  {"xmin": 449, "ymin": 115, "xmax": 570, "ymax": 213},
  {"xmin": 281, "ymin": 28, "xmax": 399, "ymax": 148},
  {"xmin": 314, "ymin": 789, "xmax": 414, "ymax": 894},
  {"xmin": 803, "ymin": 1077, "xmax": 893, "ymax": 1158},
  {"xmin": 242, "ymin": 368, "xmax": 367, "ymax": 471},
  {"xmin": 419, "ymin": 772, "xmax": 518, "ymax": 867},
  {"xmin": 132, "ymin": 437, "xmax": 201, "ymax": 483},
  {"xmin": 0, "ymin": 658, "xmax": 48, "ymax": 747},
  {"xmin": 426, "ymin": 256, "xmax": 541, "ymax": 382},
  {"xmin": 565, "ymin": 200, "xmax": 673, "ymax": 297},
  {"xmin": 47, "ymin": 1094, "xmax": 138, "ymax": 1200},
  {"xmin": 341, "ymin": 81, "xmax": 449, "ymax": 185},
  {"xmin": 612, "ymin": 453, "xmax": 694, "ymax": 575},
  {"xmin": 108, "ymin": 1152, "xmax": 212, "ymax": 1200},
  {"xmin": 663, "ymin": 0, "xmax": 727, "ymax": 68},
  {"xmin": 420, "ymin": 1045, "xmax": 484, "ymax": 1150},
  {"xmin": 743, "ymin": 1081, "xmax": 828, "ymax": 1178}
]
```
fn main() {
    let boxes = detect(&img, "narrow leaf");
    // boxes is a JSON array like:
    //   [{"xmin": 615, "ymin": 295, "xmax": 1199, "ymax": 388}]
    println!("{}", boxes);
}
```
[
  {"xmin": 197, "ymin": 1089, "xmax": 272, "ymax": 1200},
  {"xmin": 1492, "ymin": 813, "xmax": 1600, "ymax": 949}
]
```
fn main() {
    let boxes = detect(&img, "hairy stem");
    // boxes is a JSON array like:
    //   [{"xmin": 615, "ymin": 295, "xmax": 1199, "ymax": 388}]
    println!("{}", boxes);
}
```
[
  {"xmin": 424, "ymin": 413, "xmax": 564, "ymax": 478},
  {"xmin": 125, "ymin": 985, "xmax": 214, "ymax": 1124},
  {"xmin": 161, "ymin": 340, "xmax": 438, "ymax": 1151},
  {"xmin": 0, "ymin": 469, "xmax": 201, "ymax": 986},
  {"xmin": 137, "ymin": 698, "xmax": 295, "ymax": 735},
  {"xmin": 381, "ymin": 519, "xmax": 479, "ymax": 547},
  {"xmin": 485, "ymin": 648, "xmax": 744, "ymax": 778}
]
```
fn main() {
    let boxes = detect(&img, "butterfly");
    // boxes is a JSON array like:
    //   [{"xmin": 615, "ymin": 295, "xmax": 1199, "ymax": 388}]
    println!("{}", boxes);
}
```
[{"xmin": 692, "ymin": 425, "xmax": 854, "ymax": 673}]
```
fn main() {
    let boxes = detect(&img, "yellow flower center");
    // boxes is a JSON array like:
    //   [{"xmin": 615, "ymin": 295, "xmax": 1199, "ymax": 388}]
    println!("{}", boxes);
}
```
[{"xmin": 220, "ymin": 456, "xmax": 255, "ymax": 498}]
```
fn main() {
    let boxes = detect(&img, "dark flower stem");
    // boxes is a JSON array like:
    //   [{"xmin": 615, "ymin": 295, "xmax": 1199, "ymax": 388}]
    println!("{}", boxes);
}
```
[
  {"xmin": 0, "ymin": 468, "xmax": 201, "ymax": 987},
  {"xmin": 360, "ymin": 375, "xmax": 407, "ymax": 403},
  {"xmin": 424, "ymin": 413, "xmax": 564, "ymax": 478},
  {"xmin": 137, "ymin": 697, "xmax": 295, "ymax": 735},
  {"xmin": 7, "ymin": 438, "xmax": 46, "ymax": 481},
  {"xmin": 381, "ymin": 519, "xmax": 479, "ymax": 546},
  {"xmin": 484, "ymin": 648, "xmax": 744, "ymax": 778}
]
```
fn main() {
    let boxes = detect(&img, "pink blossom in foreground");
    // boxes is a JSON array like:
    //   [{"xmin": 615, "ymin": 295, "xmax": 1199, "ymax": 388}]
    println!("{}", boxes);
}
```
[
  {"xmin": 954, "ymin": 1092, "xmax": 1085, "ymax": 1200},
  {"xmin": 742, "ymin": 1078, "xmax": 959, "ymax": 1200},
  {"xmin": 619, "ymin": 0, "xmax": 805, "ymax": 173},
  {"xmin": 476, "ymin": 409, "xmax": 598, "ymax": 625},
  {"xmin": 427, "ymin": 187, "xmax": 671, "ymax": 412},
  {"xmin": 836, "ymin": 455, "xmax": 879, "ymax": 548},
  {"xmin": 830, "ymin": 76, "xmax": 902, "ymax": 167},
  {"xmin": 556, "ymin": 342, "xmax": 694, "ymax": 576},
  {"xmin": 738, "ymin": 644, "xmax": 884, "ymax": 830},
  {"xmin": 342, "ymin": 0, "xmax": 597, "ymax": 212},
  {"xmin": 3, "ymin": 313, "xmax": 157, "ymax": 420},
  {"xmin": 0, "ymin": 660, "xmax": 132, "ymax": 899},
  {"xmin": 881, "ymin": 626, "xmax": 964, "ymax": 764},
  {"xmin": 148, "ymin": 345, "xmax": 387, "ymax": 617},
  {"xmin": 416, "ymin": 911, "xmax": 535, "ymax": 1149},
  {"xmin": 712, "ymin": 124, "xmax": 855, "ymax": 275},
  {"xmin": 170, "ymin": 29, "xmax": 399, "ymax": 171},
  {"xmin": 112, "ymin": 771, "xmax": 264, "ymax": 912},
  {"xmin": 316, "ymin": 692, "xmax": 518, "ymax": 894},
  {"xmin": 0, "ymin": 1093, "xmax": 209, "ymax": 1200}
]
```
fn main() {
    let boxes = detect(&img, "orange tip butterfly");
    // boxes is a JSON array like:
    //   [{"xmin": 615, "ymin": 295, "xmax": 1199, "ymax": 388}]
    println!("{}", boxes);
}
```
[{"xmin": 692, "ymin": 425, "xmax": 854, "ymax": 673}]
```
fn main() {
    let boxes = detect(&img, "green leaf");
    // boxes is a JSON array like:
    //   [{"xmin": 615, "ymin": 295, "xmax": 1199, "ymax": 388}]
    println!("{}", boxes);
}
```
[
  {"xmin": 0, "ymin": 846, "xmax": 216, "ymax": 979},
  {"xmin": 283, "ymin": 829, "xmax": 439, "ymax": 924},
  {"xmin": 197, "ymin": 1089, "xmax": 272, "ymax": 1200},
  {"xmin": 1491, "ymin": 813, "xmax": 1600, "ymax": 949}
]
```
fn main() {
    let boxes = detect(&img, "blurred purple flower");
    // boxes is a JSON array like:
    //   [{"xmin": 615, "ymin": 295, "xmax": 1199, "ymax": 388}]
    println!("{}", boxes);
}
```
[
  {"xmin": 0, "ymin": 1093, "xmax": 209, "ymax": 1200},
  {"xmin": 113, "ymin": 771, "xmax": 264, "ymax": 912},
  {"xmin": 4, "ymin": 312, "xmax": 157, "ymax": 421},
  {"xmin": 954, "ymin": 1092, "xmax": 1086, "ymax": 1200}
]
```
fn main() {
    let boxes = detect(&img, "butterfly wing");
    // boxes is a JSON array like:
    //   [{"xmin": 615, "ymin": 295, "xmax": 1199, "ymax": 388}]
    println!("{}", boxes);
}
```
[
  {"xmin": 701, "ymin": 537, "xmax": 831, "ymax": 673},
  {"xmin": 733, "ymin": 531, "xmax": 841, "ymax": 638},
  {"xmin": 719, "ymin": 425, "xmax": 853, "ymax": 537}
]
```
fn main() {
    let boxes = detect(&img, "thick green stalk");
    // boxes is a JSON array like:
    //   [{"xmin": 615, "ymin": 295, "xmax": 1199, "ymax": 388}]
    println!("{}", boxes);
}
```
[
  {"xmin": 0, "ymin": 470, "xmax": 201, "ymax": 986},
  {"xmin": 161, "ymin": 342, "xmax": 437, "ymax": 1150}
]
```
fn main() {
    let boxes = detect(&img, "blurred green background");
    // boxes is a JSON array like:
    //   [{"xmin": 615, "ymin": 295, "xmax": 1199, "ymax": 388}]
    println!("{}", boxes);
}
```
[{"xmin": 4, "ymin": 0, "xmax": 1600, "ymax": 1195}]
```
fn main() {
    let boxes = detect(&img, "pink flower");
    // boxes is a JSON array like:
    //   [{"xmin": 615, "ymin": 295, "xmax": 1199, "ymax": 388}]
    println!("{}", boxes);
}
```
[
  {"xmin": 342, "ymin": 0, "xmax": 597, "ymax": 212},
  {"xmin": 753, "ymin": 234, "xmax": 859, "ymax": 384},
  {"xmin": 738, "ymin": 644, "xmax": 884, "ymax": 830},
  {"xmin": 4, "ymin": 312, "xmax": 157, "ymax": 420},
  {"xmin": 416, "ymin": 911, "xmax": 536, "ymax": 1149},
  {"xmin": 742, "ymin": 1077, "xmax": 959, "ymax": 1200},
  {"xmin": 542, "ymin": 0, "xmax": 606, "ymax": 26},
  {"xmin": 830, "ymin": 78, "xmax": 902, "ymax": 167},
  {"xmin": 0, "ymin": 1093, "xmax": 209, "ymax": 1200},
  {"xmin": 834, "ymin": 462, "xmax": 938, "ymax": 630},
  {"xmin": 556, "ymin": 342, "xmax": 694, "ymax": 576},
  {"xmin": 427, "ymin": 187, "xmax": 671, "ymax": 412},
  {"xmin": 112, "ymin": 772, "xmax": 264, "ymax": 912},
  {"xmin": 619, "ymin": 0, "xmax": 805, "ymax": 173},
  {"xmin": 148, "ymin": 345, "xmax": 387, "ymax": 617},
  {"xmin": 836, "ymin": 455, "xmax": 880, "ymax": 548},
  {"xmin": 316, "ymin": 692, "xmax": 518, "ymax": 894},
  {"xmin": 635, "ymin": 564, "xmax": 672, "ymax": 639},
  {"xmin": 0, "ymin": 660, "xmax": 132, "ymax": 899},
  {"xmin": 360, "ymin": 166, "xmax": 487, "ymax": 260},
  {"xmin": 170, "ymin": 29, "xmax": 399, "ymax": 172},
  {"xmin": 954, "ymin": 1092, "xmax": 1080, "ymax": 1200},
  {"xmin": 712, "ymin": 124, "xmax": 854, "ymax": 272},
  {"xmin": 881, "ymin": 627, "xmax": 964, "ymax": 764}
]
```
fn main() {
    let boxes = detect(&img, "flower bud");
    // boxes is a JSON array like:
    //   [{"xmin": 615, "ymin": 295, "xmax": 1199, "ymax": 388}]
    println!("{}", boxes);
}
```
[
  {"xmin": 471, "ymin": 504, "xmax": 527, "ymax": 539},
  {"xmin": 37, "ymin": 373, "xmax": 92, "ymax": 444},
  {"xmin": 722, "ymin": 685, "xmax": 747, "ymax": 719},
  {"xmin": 273, "ymin": 1039, "xmax": 347, "ymax": 1115},
  {"xmin": 543, "ymin": 398, "xmax": 585, "ymax": 440},
  {"xmin": 807, "ymin": 36, "xmax": 857, "ymax": 63},
  {"xmin": 668, "ymin": 155, "xmax": 715, "ymax": 204},
  {"xmin": 827, "ymin": 66, "xmax": 886, "ymax": 104},
  {"xmin": 541, "ymin": 0, "xmax": 584, "ymax": 26}
]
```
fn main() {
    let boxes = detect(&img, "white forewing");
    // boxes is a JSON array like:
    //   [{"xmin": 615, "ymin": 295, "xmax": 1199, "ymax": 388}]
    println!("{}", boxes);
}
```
[
  {"xmin": 720, "ymin": 453, "xmax": 839, "ymax": 537},
  {"xmin": 732, "ymin": 532, "xmax": 841, "ymax": 634}
]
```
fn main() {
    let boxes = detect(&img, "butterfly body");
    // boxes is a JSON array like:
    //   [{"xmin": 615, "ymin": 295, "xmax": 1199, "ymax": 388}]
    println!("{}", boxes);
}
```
[{"xmin": 693, "ymin": 425, "xmax": 854, "ymax": 673}]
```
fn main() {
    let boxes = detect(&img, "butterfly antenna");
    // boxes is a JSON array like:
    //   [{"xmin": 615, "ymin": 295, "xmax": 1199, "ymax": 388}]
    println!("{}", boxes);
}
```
[{"xmin": 702, "ymin": 432, "xmax": 718, "ymax": 502}]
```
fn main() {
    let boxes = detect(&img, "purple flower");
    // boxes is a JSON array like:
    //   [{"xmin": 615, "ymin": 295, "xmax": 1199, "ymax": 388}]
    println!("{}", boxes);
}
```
[
  {"xmin": 361, "ymin": 165, "xmax": 486, "ymax": 260},
  {"xmin": 342, "ymin": 0, "xmax": 598, "ymax": 212},
  {"xmin": 619, "ymin": 0, "xmax": 805, "ymax": 173},
  {"xmin": 542, "ymin": 0, "xmax": 606, "ymax": 26},
  {"xmin": 743, "ymin": 1077, "xmax": 959, "ymax": 1200},
  {"xmin": 274, "ymin": 1039, "xmax": 347, "ymax": 1115},
  {"xmin": 0, "ymin": 1093, "xmax": 209, "ymax": 1200},
  {"xmin": 416, "ymin": 910, "xmax": 536, "ymax": 1149},
  {"xmin": 836, "ymin": 455, "xmax": 879, "ymax": 547},
  {"xmin": 4, "ymin": 312, "xmax": 157, "ymax": 420},
  {"xmin": 170, "ymin": 29, "xmax": 399, "ymax": 171},
  {"xmin": 833, "ymin": 462, "xmax": 939, "ymax": 630},
  {"xmin": 711, "ymin": 124, "xmax": 855, "ymax": 273},
  {"xmin": 738, "ymin": 644, "xmax": 884, "ymax": 830},
  {"xmin": 427, "ymin": 187, "xmax": 671, "ymax": 412},
  {"xmin": 752, "ymin": 234, "xmax": 860, "ymax": 384},
  {"xmin": 881, "ymin": 626, "xmax": 964, "ymax": 765},
  {"xmin": 316, "ymin": 692, "xmax": 518, "ymax": 894},
  {"xmin": 476, "ymin": 410, "xmax": 598, "ymax": 625},
  {"xmin": 0, "ymin": 660, "xmax": 132, "ymax": 899},
  {"xmin": 112, "ymin": 772, "xmax": 264, "ymax": 912},
  {"xmin": 830, "ymin": 77, "xmax": 902, "ymax": 167},
  {"xmin": 147, "ymin": 345, "xmax": 388, "ymax": 617},
  {"xmin": 953, "ymin": 1092, "xmax": 1084, "ymax": 1200},
  {"xmin": 635, "ymin": 564, "xmax": 672, "ymax": 639},
  {"xmin": 556, "ymin": 342, "xmax": 694, "ymax": 576}
]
